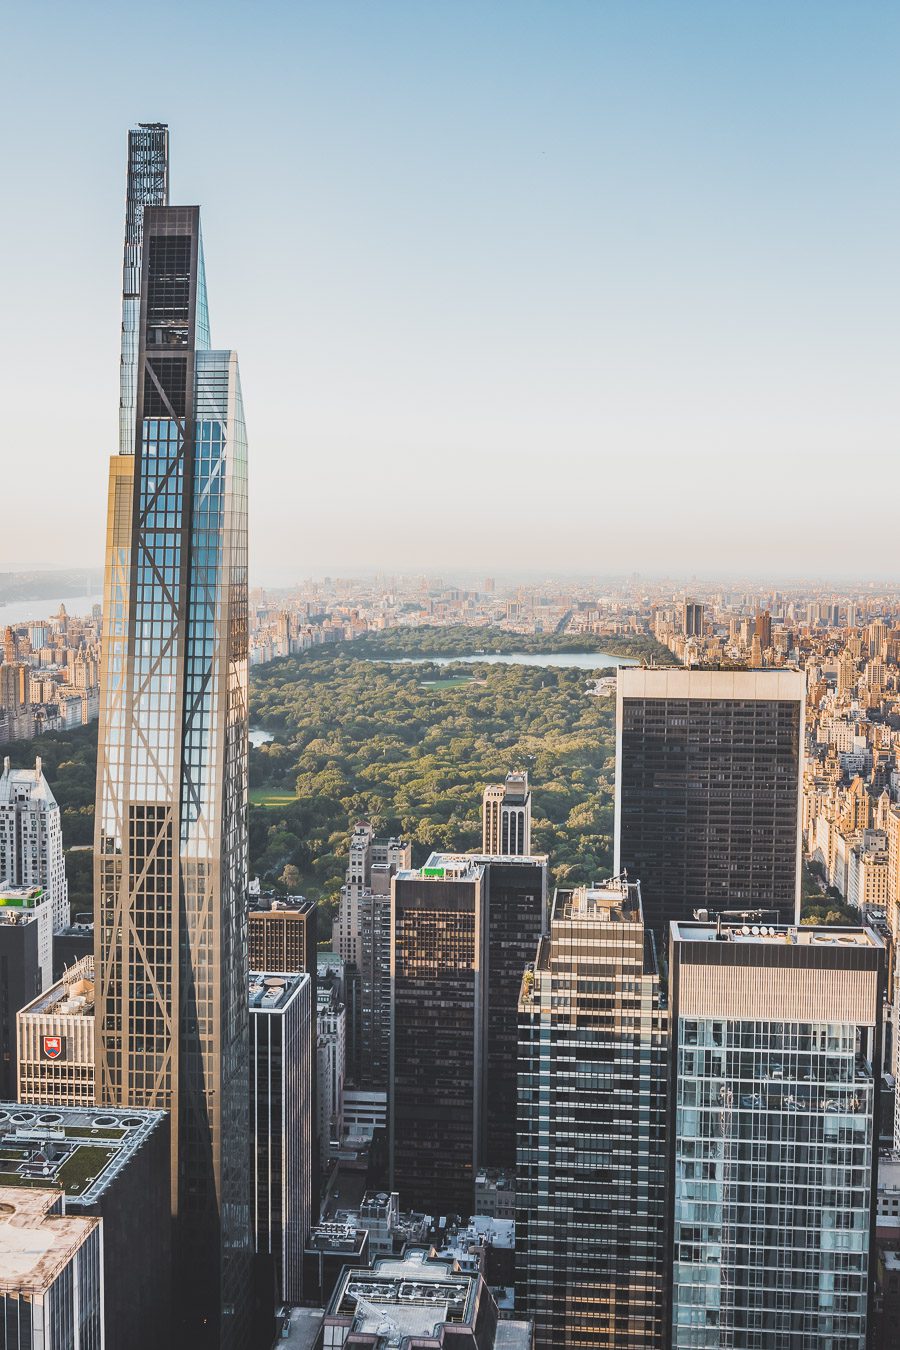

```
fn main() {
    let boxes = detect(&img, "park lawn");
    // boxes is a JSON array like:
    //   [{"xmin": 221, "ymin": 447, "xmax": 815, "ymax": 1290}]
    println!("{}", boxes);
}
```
[{"xmin": 250, "ymin": 787, "xmax": 298, "ymax": 808}]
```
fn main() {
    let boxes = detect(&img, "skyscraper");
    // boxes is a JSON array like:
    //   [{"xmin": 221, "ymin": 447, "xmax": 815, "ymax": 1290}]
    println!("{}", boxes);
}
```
[
  {"xmin": 482, "ymin": 771, "xmax": 532, "ymax": 856},
  {"xmin": 94, "ymin": 125, "xmax": 252, "ymax": 1347},
  {"xmin": 425, "ymin": 850, "xmax": 549, "ymax": 1170},
  {"xmin": 516, "ymin": 879, "xmax": 667, "ymax": 1348},
  {"xmin": 0, "ymin": 756, "xmax": 69, "ymax": 931},
  {"xmin": 0, "ymin": 887, "xmax": 51, "ymax": 1100},
  {"xmin": 250, "ymin": 972, "xmax": 314, "ymax": 1305},
  {"xmin": 615, "ymin": 668, "xmax": 805, "ymax": 933},
  {"xmin": 682, "ymin": 599, "xmax": 704, "ymax": 639},
  {"xmin": 389, "ymin": 859, "xmax": 486, "ymax": 1215},
  {"xmin": 668, "ymin": 919, "xmax": 883, "ymax": 1348}
]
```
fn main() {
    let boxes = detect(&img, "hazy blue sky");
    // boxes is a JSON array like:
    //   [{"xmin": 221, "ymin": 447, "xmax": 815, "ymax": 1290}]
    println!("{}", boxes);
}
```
[{"xmin": 2, "ymin": 1, "xmax": 898, "ymax": 582}]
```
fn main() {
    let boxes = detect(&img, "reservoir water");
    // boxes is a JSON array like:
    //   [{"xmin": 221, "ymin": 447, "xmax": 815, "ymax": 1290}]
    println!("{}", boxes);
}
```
[{"xmin": 372, "ymin": 651, "xmax": 639, "ymax": 671}]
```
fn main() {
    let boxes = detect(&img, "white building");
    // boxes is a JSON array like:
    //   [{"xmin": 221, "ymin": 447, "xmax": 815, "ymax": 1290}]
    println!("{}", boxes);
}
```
[
  {"xmin": 482, "ymin": 771, "xmax": 532, "ymax": 856},
  {"xmin": 0, "ymin": 757, "xmax": 69, "ymax": 931}
]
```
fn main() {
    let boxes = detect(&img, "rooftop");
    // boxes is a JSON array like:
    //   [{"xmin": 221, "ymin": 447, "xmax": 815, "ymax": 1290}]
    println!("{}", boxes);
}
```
[
  {"xmin": 0, "ymin": 1103, "xmax": 166, "ymax": 1205},
  {"xmin": 397, "ymin": 858, "xmax": 484, "ymax": 883},
  {"xmin": 0, "ymin": 885, "xmax": 46, "ymax": 911},
  {"xmin": 328, "ymin": 1248, "xmax": 479, "ymax": 1345},
  {"xmin": 553, "ymin": 878, "xmax": 642, "ymax": 924},
  {"xmin": 19, "ymin": 956, "xmax": 94, "ymax": 1018},
  {"xmin": 0, "ymin": 1188, "xmax": 100, "ymax": 1294},
  {"xmin": 672, "ymin": 920, "xmax": 884, "ymax": 949},
  {"xmin": 249, "ymin": 971, "xmax": 308, "ymax": 1012},
  {"xmin": 425, "ymin": 850, "xmax": 548, "ymax": 869}
]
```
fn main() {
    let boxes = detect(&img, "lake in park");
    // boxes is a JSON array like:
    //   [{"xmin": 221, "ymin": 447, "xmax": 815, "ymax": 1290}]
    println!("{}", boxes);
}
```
[{"xmin": 373, "ymin": 651, "xmax": 639, "ymax": 670}]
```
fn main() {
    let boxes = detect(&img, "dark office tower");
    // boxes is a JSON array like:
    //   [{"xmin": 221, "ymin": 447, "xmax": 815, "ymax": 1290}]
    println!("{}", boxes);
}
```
[
  {"xmin": 516, "ymin": 879, "xmax": 667, "ymax": 1349},
  {"xmin": 668, "ymin": 920, "xmax": 884, "ymax": 1349},
  {"xmin": 615, "ymin": 669, "xmax": 804, "ymax": 934},
  {"xmin": 682, "ymin": 599, "xmax": 704, "ymax": 639},
  {"xmin": 95, "ymin": 128, "xmax": 252, "ymax": 1349},
  {"xmin": 425, "ymin": 850, "xmax": 549, "ymax": 1170},
  {"xmin": 249, "ymin": 973, "xmax": 313, "ymax": 1305},
  {"xmin": 119, "ymin": 124, "xmax": 168, "ymax": 455},
  {"xmin": 389, "ymin": 860, "xmax": 486, "ymax": 1216},
  {"xmin": 0, "ymin": 901, "xmax": 44, "ymax": 1100}
]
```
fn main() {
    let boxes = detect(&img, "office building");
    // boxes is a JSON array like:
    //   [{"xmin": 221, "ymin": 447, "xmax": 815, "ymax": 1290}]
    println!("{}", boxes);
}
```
[
  {"xmin": 0, "ymin": 887, "xmax": 52, "ymax": 1100},
  {"xmin": 0, "ymin": 757, "xmax": 69, "ymax": 931},
  {"xmin": 668, "ymin": 920, "xmax": 884, "ymax": 1348},
  {"xmin": 0, "ymin": 1190, "xmax": 102, "ymax": 1349},
  {"xmin": 390, "ymin": 860, "xmax": 486, "ymax": 1215},
  {"xmin": 482, "ymin": 771, "xmax": 532, "ymax": 856},
  {"xmin": 321, "ymin": 1247, "xmax": 532, "ymax": 1349},
  {"xmin": 318, "ymin": 978, "xmax": 346, "ymax": 1160},
  {"xmin": 52, "ymin": 921, "xmax": 93, "ymax": 980},
  {"xmin": 516, "ymin": 879, "xmax": 667, "ymax": 1348},
  {"xmin": 682, "ymin": 599, "xmax": 704, "ymax": 639},
  {"xmin": 303, "ymin": 1222, "xmax": 370, "ymax": 1307},
  {"xmin": 426, "ymin": 851, "xmax": 548, "ymax": 1169},
  {"xmin": 17, "ymin": 955, "xmax": 95, "ymax": 1106},
  {"xmin": 332, "ymin": 825, "xmax": 410, "ymax": 1090},
  {"xmin": 615, "ymin": 669, "xmax": 805, "ymax": 932},
  {"xmin": 248, "ymin": 893, "xmax": 317, "ymax": 985},
  {"xmin": 250, "ymin": 972, "xmax": 313, "ymax": 1305},
  {"xmin": 0, "ymin": 1103, "xmax": 170, "ymax": 1349},
  {"xmin": 94, "ymin": 124, "xmax": 251, "ymax": 1347}
]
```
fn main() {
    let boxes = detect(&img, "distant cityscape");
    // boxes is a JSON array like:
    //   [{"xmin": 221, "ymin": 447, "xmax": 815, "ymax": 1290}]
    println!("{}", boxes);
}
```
[{"xmin": 2, "ymin": 122, "xmax": 900, "ymax": 1350}]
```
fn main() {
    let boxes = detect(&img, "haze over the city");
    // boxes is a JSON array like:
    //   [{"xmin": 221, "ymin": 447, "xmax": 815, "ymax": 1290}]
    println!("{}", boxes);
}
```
[{"xmin": 1, "ymin": 0, "xmax": 898, "ymax": 580}]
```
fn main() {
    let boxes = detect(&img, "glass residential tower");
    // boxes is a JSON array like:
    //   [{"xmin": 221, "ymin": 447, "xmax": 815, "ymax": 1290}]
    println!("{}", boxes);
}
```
[{"xmin": 94, "ymin": 126, "xmax": 252, "ymax": 1349}]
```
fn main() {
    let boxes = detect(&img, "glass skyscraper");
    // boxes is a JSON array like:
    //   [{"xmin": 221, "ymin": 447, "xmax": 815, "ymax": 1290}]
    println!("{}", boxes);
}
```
[
  {"xmin": 668, "ymin": 920, "xmax": 884, "ymax": 1348},
  {"xmin": 94, "ymin": 126, "xmax": 252, "ymax": 1348}
]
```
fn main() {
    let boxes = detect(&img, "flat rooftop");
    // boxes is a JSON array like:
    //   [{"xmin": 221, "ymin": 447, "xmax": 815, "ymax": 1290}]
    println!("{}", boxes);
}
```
[
  {"xmin": 396, "ymin": 859, "xmax": 484, "ymax": 883},
  {"xmin": 329, "ymin": 1248, "xmax": 478, "ymax": 1341},
  {"xmin": 672, "ymin": 921, "xmax": 884, "ymax": 949},
  {"xmin": 553, "ymin": 880, "xmax": 641, "ymax": 924},
  {"xmin": 249, "ymin": 971, "xmax": 308, "ymax": 1012},
  {"xmin": 426, "ymin": 850, "xmax": 548, "ymax": 868},
  {"xmin": 20, "ymin": 957, "xmax": 94, "ymax": 1018},
  {"xmin": 0, "ymin": 1188, "xmax": 99, "ymax": 1294},
  {"xmin": 0, "ymin": 1103, "xmax": 166, "ymax": 1205}
]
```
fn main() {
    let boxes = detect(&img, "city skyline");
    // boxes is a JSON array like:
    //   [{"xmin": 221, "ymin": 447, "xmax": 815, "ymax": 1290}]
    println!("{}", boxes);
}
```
[{"xmin": 2, "ymin": 3, "xmax": 899, "ymax": 578}]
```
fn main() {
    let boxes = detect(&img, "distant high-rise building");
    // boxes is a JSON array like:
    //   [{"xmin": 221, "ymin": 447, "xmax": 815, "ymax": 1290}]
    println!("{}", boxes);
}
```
[
  {"xmin": 754, "ymin": 609, "xmax": 773, "ymax": 650},
  {"xmin": 615, "ymin": 669, "xmax": 804, "ymax": 933},
  {"xmin": 17, "ymin": 955, "xmax": 95, "ymax": 1106},
  {"xmin": 682, "ymin": 599, "xmax": 704, "ymax": 639},
  {"xmin": 668, "ymin": 919, "xmax": 884, "ymax": 1348},
  {"xmin": 0, "ymin": 756, "xmax": 69, "ymax": 931},
  {"xmin": 516, "ymin": 879, "xmax": 667, "ymax": 1348},
  {"xmin": 94, "ymin": 125, "xmax": 252, "ymax": 1347},
  {"xmin": 482, "ymin": 771, "xmax": 532, "ymax": 856},
  {"xmin": 426, "ymin": 850, "xmax": 548, "ymax": 1170},
  {"xmin": 0, "ymin": 886, "xmax": 52, "ymax": 1099},
  {"xmin": 390, "ymin": 859, "xmax": 486, "ymax": 1215},
  {"xmin": 249, "ymin": 972, "xmax": 314, "ymax": 1305}
]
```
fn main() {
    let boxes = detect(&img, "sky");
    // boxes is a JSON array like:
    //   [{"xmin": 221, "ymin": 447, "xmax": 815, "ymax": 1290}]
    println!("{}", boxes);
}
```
[{"xmin": 1, "ymin": 1, "xmax": 898, "ymax": 583}]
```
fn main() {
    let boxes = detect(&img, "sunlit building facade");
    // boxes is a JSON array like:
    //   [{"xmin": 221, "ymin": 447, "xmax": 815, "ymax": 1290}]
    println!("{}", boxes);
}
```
[
  {"xmin": 668, "ymin": 921, "xmax": 883, "ymax": 1348},
  {"xmin": 94, "ymin": 126, "xmax": 251, "ymax": 1349},
  {"xmin": 516, "ymin": 879, "xmax": 667, "ymax": 1348}
]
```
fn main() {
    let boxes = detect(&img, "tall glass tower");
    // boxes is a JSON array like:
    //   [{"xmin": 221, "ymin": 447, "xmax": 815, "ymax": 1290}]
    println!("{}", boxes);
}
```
[{"xmin": 94, "ymin": 126, "xmax": 252, "ymax": 1349}]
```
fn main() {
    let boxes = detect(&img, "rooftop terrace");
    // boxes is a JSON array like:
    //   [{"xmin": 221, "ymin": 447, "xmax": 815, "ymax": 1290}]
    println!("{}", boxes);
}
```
[{"xmin": 0, "ymin": 1103, "xmax": 165, "ymax": 1204}]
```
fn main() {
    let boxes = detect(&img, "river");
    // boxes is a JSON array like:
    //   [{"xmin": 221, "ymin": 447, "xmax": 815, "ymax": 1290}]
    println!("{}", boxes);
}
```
[{"xmin": 0, "ymin": 592, "xmax": 103, "ymax": 627}]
